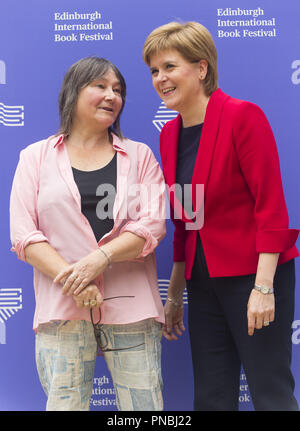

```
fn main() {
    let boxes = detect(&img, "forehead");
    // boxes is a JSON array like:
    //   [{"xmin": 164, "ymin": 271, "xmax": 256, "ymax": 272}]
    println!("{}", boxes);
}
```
[
  {"xmin": 149, "ymin": 49, "xmax": 186, "ymax": 67},
  {"xmin": 92, "ymin": 68, "xmax": 121, "ymax": 85}
]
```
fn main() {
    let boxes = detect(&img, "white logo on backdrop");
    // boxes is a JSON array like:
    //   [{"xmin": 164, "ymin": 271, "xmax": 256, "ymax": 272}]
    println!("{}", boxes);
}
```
[
  {"xmin": 0, "ymin": 60, "xmax": 6, "ymax": 84},
  {"xmin": 291, "ymin": 60, "xmax": 300, "ymax": 85},
  {"xmin": 0, "ymin": 102, "xmax": 24, "ymax": 126},
  {"xmin": 153, "ymin": 102, "xmax": 178, "ymax": 132},
  {"xmin": 158, "ymin": 279, "xmax": 188, "ymax": 305},
  {"xmin": 0, "ymin": 288, "xmax": 23, "ymax": 344},
  {"xmin": 0, "ymin": 60, "xmax": 24, "ymax": 127},
  {"xmin": 292, "ymin": 320, "xmax": 300, "ymax": 344}
]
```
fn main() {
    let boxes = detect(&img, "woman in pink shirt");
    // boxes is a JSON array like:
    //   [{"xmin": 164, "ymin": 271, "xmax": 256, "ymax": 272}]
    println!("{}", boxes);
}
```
[{"xmin": 10, "ymin": 57, "xmax": 166, "ymax": 411}]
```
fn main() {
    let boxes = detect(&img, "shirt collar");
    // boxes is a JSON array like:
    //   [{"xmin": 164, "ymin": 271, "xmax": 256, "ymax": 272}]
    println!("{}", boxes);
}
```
[{"xmin": 52, "ymin": 133, "xmax": 127, "ymax": 153}]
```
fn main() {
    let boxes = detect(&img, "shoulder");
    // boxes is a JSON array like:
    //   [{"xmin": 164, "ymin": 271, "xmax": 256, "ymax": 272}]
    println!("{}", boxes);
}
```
[
  {"xmin": 19, "ymin": 135, "xmax": 57, "ymax": 161},
  {"xmin": 223, "ymin": 93, "xmax": 267, "ymax": 123},
  {"xmin": 120, "ymin": 137, "xmax": 157, "ymax": 160}
]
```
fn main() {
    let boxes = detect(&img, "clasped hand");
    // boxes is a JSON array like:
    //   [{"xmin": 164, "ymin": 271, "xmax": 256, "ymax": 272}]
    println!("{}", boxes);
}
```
[
  {"xmin": 54, "ymin": 249, "xmax": 108, "ymax": 296},
  {"xmin": 72, "ymin": 283, "xmax": 103, "ymax": 308}
]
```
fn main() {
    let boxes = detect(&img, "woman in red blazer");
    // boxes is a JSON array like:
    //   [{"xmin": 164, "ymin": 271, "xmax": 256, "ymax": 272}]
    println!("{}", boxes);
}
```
[{"xmin": 143, "ymin": 21, "xmax": 299, "ymax": 411}]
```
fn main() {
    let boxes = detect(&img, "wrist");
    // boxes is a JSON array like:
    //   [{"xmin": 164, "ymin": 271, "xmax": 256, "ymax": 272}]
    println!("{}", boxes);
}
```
[
  {"xmin": 166, "ymin": 296, "xmax": 184, "ymax": 308},
  {"xmin": 97, "ymin": 247, "xmax": 112, "ymax": 268},
  {"xmin": 253, "ymin": 283, "xmax": 274, "ymax": 295}
]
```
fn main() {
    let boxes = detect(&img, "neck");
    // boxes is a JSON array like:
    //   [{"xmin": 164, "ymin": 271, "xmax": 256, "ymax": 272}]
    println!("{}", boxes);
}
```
[
  {"xmin": 67, "ymin": 126, "xmax": 111, "ymax": 149},
  {"xmin": 180, "ymin": 93, "xmax": 210, "ymax": 128}
]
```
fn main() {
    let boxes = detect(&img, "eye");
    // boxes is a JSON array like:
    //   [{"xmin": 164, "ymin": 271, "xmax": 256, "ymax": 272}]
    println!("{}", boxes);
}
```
[
  {"xmin": 113, "ymin": 88, "xmax": 121, "ymax": 94},
  {"xmin": 97, "ymin": 84, "xmax": 105, "ymax": 89},
  {"xmin": 166, "ymin": 63, "xmax": 175, "ymax": 70},
  {"xmin": 150, "ymin": 68, "xmax": 158, "ymax": 76}
]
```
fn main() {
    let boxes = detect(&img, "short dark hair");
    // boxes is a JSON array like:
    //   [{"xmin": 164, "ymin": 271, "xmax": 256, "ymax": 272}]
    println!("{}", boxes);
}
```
[{"xmin": 57, "ymin": 57, "xmax": 126, "ymax": 138}]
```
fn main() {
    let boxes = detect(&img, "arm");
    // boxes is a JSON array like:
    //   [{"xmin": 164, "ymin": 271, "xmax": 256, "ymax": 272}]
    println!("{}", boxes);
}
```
[
  {"xmin": 233, "ymin": 102, "xmax": 298, "ymax": 335},
  {"xmin": 25, "ymin": 242, "xmax": 69, "ymax": 280},
  {"xmin": 10, "ymin": 146, "xmax": 102, "ymax": 308},
  {"xmin": 56, "ymin": 232, "xmax": 146, "ymax": 296},
  {"xmin": 247, "ymin": 252, "xmax": 278, "ymax": 336},
  {"xmin": 55, "ymin": 144, "xmax": 166, "ymax": 295},
  {"xmin": 163, "ymin": 261, "xmax": 186, "ymax": 340},
  {"xmin": 25, "ymin": 242, "xmax": 103, "ymax": 307}
]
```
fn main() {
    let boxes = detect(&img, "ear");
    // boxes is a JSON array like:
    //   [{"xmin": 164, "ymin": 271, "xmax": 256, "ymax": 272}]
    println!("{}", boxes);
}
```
[{"xmin": 198, "ymin": 59, "xmax": 208, "ymax": 80}]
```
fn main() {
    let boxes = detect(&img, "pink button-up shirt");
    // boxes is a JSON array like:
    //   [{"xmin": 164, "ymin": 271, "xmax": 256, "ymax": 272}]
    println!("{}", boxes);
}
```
[{"xmin": 10, "ymin": 134, "xmax": 166, "ymax": 330}]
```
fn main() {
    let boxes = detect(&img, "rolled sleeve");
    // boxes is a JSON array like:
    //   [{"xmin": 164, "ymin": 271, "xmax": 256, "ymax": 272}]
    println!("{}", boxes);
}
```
[
  {"xmin": 233, "ymin": 101, "xmax": 299, "ymax": 253},
  {"xmin": 121, "ymin": 146, "xmax": 166, "ymax": 258},
  {"xmin": 120, "ymin": 223, "xmax": 159, "ymax": 257},
  {"xmin": 10, "ymin": 146, "xmax": 49, "ymax": 261},
  {"xmin": 256, "ymin": 229, "xmax": 299, "ymax": 253}
]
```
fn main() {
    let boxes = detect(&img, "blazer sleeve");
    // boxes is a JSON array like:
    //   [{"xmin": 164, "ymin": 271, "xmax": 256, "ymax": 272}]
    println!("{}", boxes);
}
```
[
  {"xmin": 119, "ymin": 144, "xmax": 166, "ymax": 258},
  {"xmin": 10, "ymin": 146, "xmax": 49, "ymax": 261},
  {"xmin": 232, "ymin": 101, "xmax": 299, "ymax": 252}
]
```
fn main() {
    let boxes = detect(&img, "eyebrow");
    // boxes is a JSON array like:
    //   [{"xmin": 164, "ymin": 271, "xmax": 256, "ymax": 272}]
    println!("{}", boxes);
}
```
[
  {"xmin": 93, "ymin": 77, "xmax": 121, "ymax": 86},
  {"xmin": 150, "ymin": 60, "xmax": 178, "ymax": 69}
]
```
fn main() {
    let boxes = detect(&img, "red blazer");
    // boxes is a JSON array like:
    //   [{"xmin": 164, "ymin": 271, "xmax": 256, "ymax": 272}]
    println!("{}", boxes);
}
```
[{"xmin": 160, "ymin": 89, "xmax": 299, "ymax": 278}]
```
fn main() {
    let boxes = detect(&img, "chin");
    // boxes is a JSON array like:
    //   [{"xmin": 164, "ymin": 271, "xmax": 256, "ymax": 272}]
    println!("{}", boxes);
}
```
[{"xmin": 163, "ymin": 99, "xmax": 179, "ymax": 112}]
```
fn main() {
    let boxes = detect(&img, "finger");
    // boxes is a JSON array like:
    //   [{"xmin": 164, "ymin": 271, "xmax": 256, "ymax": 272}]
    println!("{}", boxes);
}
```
[
  {"xmin": 263, "ymin": 313, "xmax": 272, "ymax": 327},
  {"xmin": 162, "ymin": 324, "xmax": 178, "ymax": 341},
  {"xmin": 73, "ymin": 296, "xmax": 84, "ymax": 308},
  {"xmin": 83, "ymin": 299, "xmax": 91, "ymax": 308},
  {"xmin": 95, "ymin": 290, "xmax": 103, "ymax": 307},
  {"xmin": 165, "ymin": 316, "xmax": 177, "ymax": 339},
  {"xmin": 179, "ymin": 321, "xmax": 186, "ymax": 331},
  {"xmin": 248, "ymin": 312, "xmax": 255, "ymax": 336},
  {"xmin": 162, "ymin": 325, "xmax": 173, "ymax": 340},
  {"xmin": 61, "ymin": 274, "xmax": 76, "ymax": 295},
  {"xmin": 174, "ymin": 323, "xmax": 183, "ymax": 337},
  {"xmin": 73, "ymin": 278, "xmax": 90, "ymax": 296},
  {"xmin": 63, "ymin": 275, "xmax": 83, "ymax": 296},
  {"xmin": 269, "ymin": 310, "xmax": 275, "ymax": 323},
  {"xmin": 255, "ymin": 313, "xmax": 263, "ymax": 330},
  {"xmin": 54, "ymin": 266, "xmax": 73, "ymax": 284}
]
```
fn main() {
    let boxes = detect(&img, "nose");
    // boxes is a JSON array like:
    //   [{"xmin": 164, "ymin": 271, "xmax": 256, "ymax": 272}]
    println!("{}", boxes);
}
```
[
  {"xmin": 154, "ymin": 70, "xmax": 167, "ymax": 85},
  {"xmin": 104, "ymin": 86, "xmax": 115, "ymax": 100}
]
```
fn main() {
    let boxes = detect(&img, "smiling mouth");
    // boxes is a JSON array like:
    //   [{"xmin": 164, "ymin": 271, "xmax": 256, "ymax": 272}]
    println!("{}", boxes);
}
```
[
  {"xmin": 162, "ymin": 87, "xmax": 176, "ymax": 95},
  {"xmin": 100, "ymin": 106, "xmax": 114, "ymax": 112}
]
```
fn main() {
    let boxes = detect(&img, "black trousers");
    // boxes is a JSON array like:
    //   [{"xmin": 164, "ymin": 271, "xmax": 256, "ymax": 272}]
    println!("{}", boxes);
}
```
[{"xmin": 186, "ymin": 239, "xmax": 298, "ymax": 411}]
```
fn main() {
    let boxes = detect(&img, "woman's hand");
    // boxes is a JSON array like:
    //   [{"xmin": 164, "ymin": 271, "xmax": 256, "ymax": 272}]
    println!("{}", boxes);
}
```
[
  {"xmin": 247, "ymin": 288, "xmax": 275, "ymax": 336},
  {"xmin": 162, "ymin": 299, "xmax": 185, "ymax": 341},
  {"xmin": 72, "ymin": 283, "xmax": 103, "ymax": 309},
  {"xmin": 54, "ymin": 249, "xmax": 108, "ymax": 296}
]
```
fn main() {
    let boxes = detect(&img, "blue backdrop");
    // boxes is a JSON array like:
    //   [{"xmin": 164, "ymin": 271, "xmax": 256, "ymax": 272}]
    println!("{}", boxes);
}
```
[{"xmin": 1, "ymin": 0, "xmax": 300, "ymax": 411}]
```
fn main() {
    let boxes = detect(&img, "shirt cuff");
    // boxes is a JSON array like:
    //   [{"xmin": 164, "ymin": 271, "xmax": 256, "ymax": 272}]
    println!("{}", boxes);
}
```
[
  {"xmin": 120, "ymin": 223, "xmax": 159, "ymax": 258},
  {"xmin": 11, "ymin": 231, "xmax": 49, "ymax": 261}
]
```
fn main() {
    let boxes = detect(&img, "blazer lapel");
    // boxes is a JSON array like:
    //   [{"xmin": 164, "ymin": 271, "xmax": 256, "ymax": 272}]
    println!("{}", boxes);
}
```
[
  {"xmin": 162, "ymin": 89, "xmax": 230, "ymax": 224},
  {"xmin": 192, "ymin": 89, "xmax": 230, "ymax": 212},
  {"xmin": 161, "ymin": 114, "xmax": 181, "ymax": 189}
]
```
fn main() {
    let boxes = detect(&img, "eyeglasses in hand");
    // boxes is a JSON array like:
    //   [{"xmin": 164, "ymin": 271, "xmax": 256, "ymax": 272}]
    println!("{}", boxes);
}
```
[{"xmin": 90, "ymin": 295, "xmax": 145, "ymax": 352}]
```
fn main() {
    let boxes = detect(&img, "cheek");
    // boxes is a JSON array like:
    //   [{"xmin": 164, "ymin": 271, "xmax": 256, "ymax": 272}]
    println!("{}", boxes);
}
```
[
  {"xmin": 115, "ymin": 97, "xmax": 123, "ymax": 114},
  {"xmin": 152, "ymin": 78, "xmax": 160, "ymax": 92}
]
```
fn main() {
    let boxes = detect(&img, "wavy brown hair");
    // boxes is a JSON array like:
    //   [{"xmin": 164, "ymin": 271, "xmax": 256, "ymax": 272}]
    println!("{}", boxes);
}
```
[{"xmin": 57, "ymin": 57, "xmax": 126, "ymax": 139}]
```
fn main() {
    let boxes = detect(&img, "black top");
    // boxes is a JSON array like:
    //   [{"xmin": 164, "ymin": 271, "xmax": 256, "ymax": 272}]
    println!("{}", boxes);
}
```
[
  {"xmin": 176, "ymin": 123, "xmax": 203, "ymax": 218},
  {"xmin": 72, "ymin": 153, "xmax": 117, "ymax": 242},
  {"xmin": 175, "ymin": 123, "xmax": 206, "ymax": 280}
]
